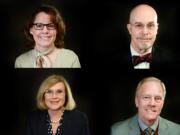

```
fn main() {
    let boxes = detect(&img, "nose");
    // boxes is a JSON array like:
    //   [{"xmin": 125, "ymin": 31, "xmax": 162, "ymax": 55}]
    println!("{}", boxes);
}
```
[
  {"xmin": 142, "ymin": 26, "xmax": 149, "ymax": 35},
  {"xmin": 42, "ymin": 26, "xmax": 49, "ymax": 33},
  {"xmin": 52, "ymin": 92, "xmax": 57, "ymax": 98},
  {"xmin": 149, "ymin": 97, "xmax": 156, "ymax": 106}
]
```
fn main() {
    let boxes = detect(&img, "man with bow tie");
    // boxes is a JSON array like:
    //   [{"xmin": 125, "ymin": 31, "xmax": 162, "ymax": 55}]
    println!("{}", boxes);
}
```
[
  {"xmin": 127, "ymin": 4, "xmax": 158, "ymax": 69},
  {"xmin": 102, "ymin": 3, "xmax": 175, "ymax": 70}
]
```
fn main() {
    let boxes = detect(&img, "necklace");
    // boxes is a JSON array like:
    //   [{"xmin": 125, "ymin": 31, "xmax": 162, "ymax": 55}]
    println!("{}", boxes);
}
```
[
  {"xmin": 50, "ymin": 110, "xmax": 64, "ymax": 124},
  {"xmin": 50, "ymin": 117, "xmax": 61, "ymax": 123}
]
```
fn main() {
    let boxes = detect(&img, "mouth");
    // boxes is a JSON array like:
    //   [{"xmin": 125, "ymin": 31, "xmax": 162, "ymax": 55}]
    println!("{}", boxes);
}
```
[
  {"xmin": 50, "ymin": 101, "xmax": 60, "ymax": 104},
  {"xmin": 39, "ymin": 36, "xmax": 52, "ymax": 40},
  {"xmin": 146, "ymin": 109, "xmax": 156, "ymax": 113},
  {"xmin": 137, "ymin": 37, "xmax": 152, "ymax": 41}
]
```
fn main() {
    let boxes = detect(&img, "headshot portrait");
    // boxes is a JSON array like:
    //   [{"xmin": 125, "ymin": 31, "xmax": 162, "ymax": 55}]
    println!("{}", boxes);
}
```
[
  {"xmin": 23, "ymin": 74, "xmax": 90, "ymax": 135},
  {"xmin": 14, "ymin": 4, "xmax": 81, "ymax": 68},
  {"xmin": 111, "ymin": 76, "xmax": 180, "ymax": 135},
  {"xmin": 92, "ymin": 2, "xmax": 178, "ymax": 69},
  {"xmin": 126, "ymin": 4, "xmax": 176, "ymax": 69}
]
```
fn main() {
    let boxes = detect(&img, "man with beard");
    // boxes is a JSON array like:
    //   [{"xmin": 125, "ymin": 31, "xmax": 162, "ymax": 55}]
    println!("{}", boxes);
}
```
[
  {"xmin": 127, "ymin": 4, "xmax": 158, "ymax": 69},
  {"xmin": 114, "ymin": 4, "xmax": 174, "ymax": 69},
  {"xmin": 111, "ymin": 77, "xmax": 180, "ymax": 135}
]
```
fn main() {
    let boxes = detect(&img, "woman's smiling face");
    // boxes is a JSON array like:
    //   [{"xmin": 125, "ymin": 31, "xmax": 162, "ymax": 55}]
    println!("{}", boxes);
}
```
[{"xmin": 30, "ymin": 12, "xmax": 57, "ymax": 50}]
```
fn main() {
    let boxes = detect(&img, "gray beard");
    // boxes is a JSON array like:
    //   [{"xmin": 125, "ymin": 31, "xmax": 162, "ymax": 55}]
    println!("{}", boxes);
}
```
[{"xmin": 138, "ymin": 44, "xmax": 152, "ymax": 54}]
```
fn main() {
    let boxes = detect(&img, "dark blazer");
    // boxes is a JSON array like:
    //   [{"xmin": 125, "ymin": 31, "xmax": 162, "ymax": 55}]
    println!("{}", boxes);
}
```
[
  {"xmin": 111, "ymin": 115, "xmax": 180, "ymax": 135},
  {"xmin": 23, "ymin": 109, "xmax": 90, "ymax": 135},
  {"xmin": 105, "ymin": 44, "xmax": 176, "ymax": 70}
]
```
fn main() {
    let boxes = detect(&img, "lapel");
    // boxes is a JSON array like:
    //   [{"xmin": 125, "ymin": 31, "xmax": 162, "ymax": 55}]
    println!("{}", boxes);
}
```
[
  {"xmin": 151, "ymin": 47, "xmax": 156, "ymax": 69},
  {"xmin": 61, "ymin": 110, "xmax": 71, "ymax": 134},
  {"xmin": 127, "ymin": 115, "xmax": 174, "ymax": 135},
  {"xmin": 128, "ymin": 115, "xmax": 141, "ymax": 135},
  {"xmin": 121, "ymin": 47, "xmax": 134, "ymax": 69},
  {"xmin": 158, "ymin": 116, "xmax": 171, "ymax": 135},
  {"xmin": 128, "ymin": 49, "xmax": 134, "ymax": 68}
]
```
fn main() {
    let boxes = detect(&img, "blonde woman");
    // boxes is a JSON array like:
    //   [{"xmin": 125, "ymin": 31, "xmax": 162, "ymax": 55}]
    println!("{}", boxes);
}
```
[{"xmin": 24, "ymin": 75, "xmax": 89, "ymax": 135}]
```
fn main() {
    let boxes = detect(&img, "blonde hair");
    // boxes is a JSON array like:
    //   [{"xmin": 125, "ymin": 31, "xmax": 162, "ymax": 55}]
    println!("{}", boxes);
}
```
[
  {"xmin": 135, "ymin": 76, "xmax": 166, "ymax": 99},
  {"xmin": 36, "ymin": 74, "xmax": 76, "ymax": 110}
]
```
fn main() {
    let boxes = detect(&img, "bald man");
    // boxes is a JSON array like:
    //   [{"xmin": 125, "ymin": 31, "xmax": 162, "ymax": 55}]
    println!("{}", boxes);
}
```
[
  {"xmin": 113, "ymin": 4, "xmax": 175, "ymax": 69},
  {"xmin": 111, "ymin": 77, "xmax": 180, "ymax": 135},
  {"xmin": 127, "ymin": 4, "xmax": 158, "ymax": 69},
  {"xmin": 128, "ymin": 4, "xmax": 158, "ymax": 55}
]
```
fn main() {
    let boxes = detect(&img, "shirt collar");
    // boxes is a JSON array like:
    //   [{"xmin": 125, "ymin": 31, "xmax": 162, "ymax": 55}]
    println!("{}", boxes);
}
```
[
  {"xmin": 130, "ymin": 45, "xmax": 152, "ymax": 56},
  {"xmin": 138, "ymin": 116, "xmax": 159, "ymax": 132}
]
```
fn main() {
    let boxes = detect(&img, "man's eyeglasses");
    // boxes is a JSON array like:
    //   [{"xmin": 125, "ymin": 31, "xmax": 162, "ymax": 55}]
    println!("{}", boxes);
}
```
[
  {"xmin": 141, "ymin": 95, "xmax": 164, "ymax": 103},
  {"xmin": 130, "ymin": 22, "xmax": 157, "ymax": 31},
  {"xmin": 33, "ymin": 23, "xmax": 56, "ymax": 30}
]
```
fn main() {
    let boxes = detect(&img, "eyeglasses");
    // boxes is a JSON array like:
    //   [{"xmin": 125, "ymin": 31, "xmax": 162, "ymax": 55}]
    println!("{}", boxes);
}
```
[
  {"xmin": 33, "ymin": 23, "xmax": 56, "ymax": 30},
  {"xmin": 130, "ymin": 22, "xmax": 157, "ymax": 31},
  {"xmin": 45, "ymin": 89, "xmax": 65, "ymax": 97},
  {"xmin": 141, "ymin": 95, "xmax": 164, "ymax": 103}
]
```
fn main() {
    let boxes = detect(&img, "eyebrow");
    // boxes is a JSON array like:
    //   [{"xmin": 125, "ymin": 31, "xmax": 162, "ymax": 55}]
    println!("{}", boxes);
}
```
[
  {"xmin": 134, "ymin": 21, "xmax": 155, "ymax": 24},
  {"xmin": 47, "ymin": 88, "xmax": 64, "ymax": 91}
]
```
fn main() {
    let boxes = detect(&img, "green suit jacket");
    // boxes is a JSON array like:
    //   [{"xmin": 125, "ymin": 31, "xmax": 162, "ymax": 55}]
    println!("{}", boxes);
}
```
[{"xmin": 111, "ymin": 115, "xmax": 180, "ymax": 135}]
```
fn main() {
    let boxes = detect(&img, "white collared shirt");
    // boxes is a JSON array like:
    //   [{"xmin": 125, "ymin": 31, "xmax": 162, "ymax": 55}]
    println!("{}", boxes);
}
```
[{"xmin": 138, "ymin": 116, "xmax": 159, "ymax": 134}]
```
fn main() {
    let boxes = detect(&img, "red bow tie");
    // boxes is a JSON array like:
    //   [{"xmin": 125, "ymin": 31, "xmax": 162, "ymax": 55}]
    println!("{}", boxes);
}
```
[{"xmin": 132, "ymin": 53, "xmax": 152, "ymax": 66}]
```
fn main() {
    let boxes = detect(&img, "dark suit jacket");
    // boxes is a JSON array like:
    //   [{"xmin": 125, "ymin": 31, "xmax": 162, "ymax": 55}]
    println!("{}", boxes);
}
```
[
  {"xmin": 105, "ymin": 44, "xmax": 176, "ymax": 70},
  {"xmin": 23, "ymin": 109, "xmax": 90, "ymax": 135}
]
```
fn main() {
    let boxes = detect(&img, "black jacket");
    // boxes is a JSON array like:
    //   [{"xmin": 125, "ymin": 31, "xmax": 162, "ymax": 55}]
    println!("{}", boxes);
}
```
[
  {"xmin": 103, "ymin": 45, "xmax": 176, "ymax": 70},
  {"xmin": 24, "ymin": 109, "xmax": 90, "ymax": 135}
]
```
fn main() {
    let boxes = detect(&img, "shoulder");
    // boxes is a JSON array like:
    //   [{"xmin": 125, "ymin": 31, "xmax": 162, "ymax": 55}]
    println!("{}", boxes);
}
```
[
  {"xmin": 63, "ymin": 109, "xmax": 90, "ymax": 135},
  {"xmin": 152, "ymin": 46, "xmax": 176, "ymax": 64},
  {"xmin": 64, "ymin": 109, "xmax": 88, "ymax": 121},
  {"xmin": 112, "ymin": 117, "xmax": 132, "ymax": 130},
  {"xmin": 159, "ymin": 116, "xmax": 180, "ymax": 129},
  {"xmin": 55, "ymin": 48, "xmax": 81, "ymax": 68},
  {"xmin": 57, "ymin": 48, "xmax": 78, "ymax": 57},
  {"xmin": 63, "ymin": 109, "xmax": 88, "ymax": 127},
  {"xmin": 26, "ymin": 109, "xmax": 46, "ymax": 122},
  {"xmin": 111, "ymin": 115, "xmax": 136, "ymax": 135},
  {"xmin": 15, "ymin": 49, "xmax": 34, "ymax": 67},
  {"xmin": 16, "ymin": 49, "xmax": 34, "ymax": 60}
]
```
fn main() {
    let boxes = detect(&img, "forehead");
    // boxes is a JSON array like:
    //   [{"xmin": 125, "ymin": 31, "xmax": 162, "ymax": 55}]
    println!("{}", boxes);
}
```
[
  {"xmin": 49, "ymin": 82, "xmax": 65, "ymax": 90},
  {"xmin": 130, "ymin": 5, "xmax": 157, "ymax": 24},
  {"xmin": 138, "ymin": 80, "xmax": 163, "ymax": 95},
  {"xmin": 34, "ymin": 12, "xmax": 52, "ymax": 22}
]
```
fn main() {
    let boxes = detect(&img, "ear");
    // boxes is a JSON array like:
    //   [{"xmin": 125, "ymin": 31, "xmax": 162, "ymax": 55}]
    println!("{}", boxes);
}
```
[
  {"xmin": 127, "ymin": 23, "xmax": 132, "ymax": 35},
  {"xmin": 156, "ymin": 23, "xmax": 159, "ymax": 34},
  {"xmin": 29, "ymin": 28, "xmax": 33, "ymax": 35},
  {"xmin": 135, "ymin": 96, "xmax": 138, "ymax": 108}
]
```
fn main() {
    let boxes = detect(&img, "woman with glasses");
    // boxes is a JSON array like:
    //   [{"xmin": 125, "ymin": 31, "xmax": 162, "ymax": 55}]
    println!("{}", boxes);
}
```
[
  {"xmin": 15, "ymin": 5, "xmax": 81, "ymax": 68},
  {"xmin": 24, "ymin": 74, "xmax": 90, "ymax": 135}
]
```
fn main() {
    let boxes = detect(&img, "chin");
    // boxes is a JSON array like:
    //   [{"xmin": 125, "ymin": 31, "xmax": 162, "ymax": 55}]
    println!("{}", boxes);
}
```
[
  {"xmin": 39, "ymin": 43, "xmax": 51, "ymax": 47},
  {"xmin": 140, "ymin": 44, "xmax": 152, "ymax": 50},
  {"xmin": 49, "ymin": 107, "xmax": 61, "ymax": 111},
  {"xmin": 48, "ymin": 105, "xmax": 60, "ymax": 109}
]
